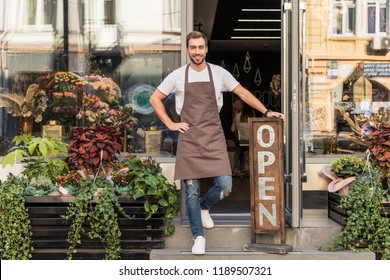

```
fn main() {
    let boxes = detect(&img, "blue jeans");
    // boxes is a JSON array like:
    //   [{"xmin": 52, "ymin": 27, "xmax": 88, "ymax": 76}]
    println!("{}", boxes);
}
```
[{"xmin": 184, "ymin": 176, "xmax": 232, "ymax": 239}]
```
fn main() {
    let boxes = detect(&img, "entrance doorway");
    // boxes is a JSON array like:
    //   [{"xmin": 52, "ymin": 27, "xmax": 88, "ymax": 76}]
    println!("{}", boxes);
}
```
[{"xmin": 194, "ymin": 0, "xmax": 282, "ymax": 214}]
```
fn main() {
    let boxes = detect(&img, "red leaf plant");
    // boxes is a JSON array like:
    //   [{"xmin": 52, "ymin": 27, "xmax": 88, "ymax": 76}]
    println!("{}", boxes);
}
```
[
  {"xmin": 367, "ymin": 124, "xmax": 390, "ymax": 181},
  {"xmin": 66, "ymin": 126, "xmax": 122, "ymax": 177}
]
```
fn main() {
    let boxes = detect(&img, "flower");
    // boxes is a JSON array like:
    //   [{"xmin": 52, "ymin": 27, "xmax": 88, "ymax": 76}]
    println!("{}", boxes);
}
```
[
  {"xmin": 35, "ymin": 72, "xmax": 135, "ymax": 130},
  {"xmin": 0, "ymin": 84, "xmax": 48, "ymax": 122},
  {"xmin": 36, "ymin": 71, "xmax": 85, "ymax": 126},
  {"xmin": 77, "ymin": 93, "xmax": 137, "ymax": 129},
  {"xmin": 84, "ymin": 74, "xmax": 121, "ymax": 105}
]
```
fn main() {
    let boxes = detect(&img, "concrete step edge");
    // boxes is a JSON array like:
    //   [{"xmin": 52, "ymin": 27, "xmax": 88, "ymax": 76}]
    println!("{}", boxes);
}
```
[{"xmin": 150, "ymin": 248, "xmax": 376, "ymax": 260}]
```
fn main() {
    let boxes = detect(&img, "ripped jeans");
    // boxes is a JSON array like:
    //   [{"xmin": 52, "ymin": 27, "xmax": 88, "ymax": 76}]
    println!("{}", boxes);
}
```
[{"xmin": 184, "ymin": 176, "xmax": 232, "ymax": 239}]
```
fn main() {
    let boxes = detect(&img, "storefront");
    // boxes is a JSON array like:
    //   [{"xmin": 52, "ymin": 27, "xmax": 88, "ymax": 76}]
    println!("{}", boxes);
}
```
[{"xmin": 0, "ymin": 0, "xmax": 389, "ymax": 229}]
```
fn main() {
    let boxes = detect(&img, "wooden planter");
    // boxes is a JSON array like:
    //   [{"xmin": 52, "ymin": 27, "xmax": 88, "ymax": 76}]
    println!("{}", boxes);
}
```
[
  {"xmin": 25, "ymin": 196, "xmax": 166, "ymax": 260},
  {"xmin": 328, "ymin": 192, "xmax": 390, "ymax": 226},
  {"xmin": 328, "ymin": 192, "xmax": 390, "ymax": 259}
]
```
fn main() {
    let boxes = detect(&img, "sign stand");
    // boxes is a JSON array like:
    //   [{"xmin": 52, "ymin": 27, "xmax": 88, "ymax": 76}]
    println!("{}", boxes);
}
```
[{"xmin": 243, "ymin": 118, "xmax": 292, "ymax": 255}]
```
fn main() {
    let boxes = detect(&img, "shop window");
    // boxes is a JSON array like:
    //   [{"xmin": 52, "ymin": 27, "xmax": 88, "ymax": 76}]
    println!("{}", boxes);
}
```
[{"xmin": 0, "ymin": 0, "xmax": 183, "ymax": 156}]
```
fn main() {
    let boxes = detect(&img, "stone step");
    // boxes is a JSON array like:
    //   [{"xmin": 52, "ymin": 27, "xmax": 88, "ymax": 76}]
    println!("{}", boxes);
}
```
[
  {"xmin": 150, "ymin": 248, "xmax": 375, "ymax": 260},
  {"xmin": 152, "ymin": 215, "xmax": 375, "ymax": 260},
  {"xmin": 164, "ymin": 215, "xmax": 344, "ymax": 250}
]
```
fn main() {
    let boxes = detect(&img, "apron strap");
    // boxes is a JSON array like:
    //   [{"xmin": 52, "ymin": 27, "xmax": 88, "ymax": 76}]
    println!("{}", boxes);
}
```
[{"xmin": 185, "ymin": 63, "xmax": 214, "ymax": 84}]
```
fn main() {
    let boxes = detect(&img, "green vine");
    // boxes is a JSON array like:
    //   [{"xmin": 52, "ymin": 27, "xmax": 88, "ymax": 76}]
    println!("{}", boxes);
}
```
[
  {"xmin": 0, "ymin": 176, "xmax": 33, "ymax": 259},
  {"xmin": 321, "ymin": 168, "xmax": 390, "ymax": 260},
  {"xmin": 62, "ymin": 177, "xmax": 133, "ymax": 260}
]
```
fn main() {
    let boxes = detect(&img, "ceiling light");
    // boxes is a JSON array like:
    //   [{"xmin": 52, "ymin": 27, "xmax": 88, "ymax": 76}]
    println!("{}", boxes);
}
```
[
  {"xmin": 231, "ymin": 36, "xmax": 281, "ymax": 39},
  {"xmin": 238, "ymin": 19, "xmax": 281, "ymax": 22},
  {"xmin": 234, "ymin": 28, "xmax": 281, "ymax": 31},
  {"xmin": 241, "ymin": 9, "xmax": 281, "ymax": 12}
]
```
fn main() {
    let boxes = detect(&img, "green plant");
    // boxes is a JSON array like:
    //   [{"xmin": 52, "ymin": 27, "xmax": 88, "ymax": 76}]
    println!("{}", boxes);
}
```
[
  {"xmin": 1, "ymin": 135, "xmax": 69, "ymax": 194},
  {"xmin": 1, "ymin": 134, "xmax": 68, "ymax": 169},
  {"xmin": 56, "ymin": 171, "xmax": 81, "ymax": 195},
  {"xmin": 0, "ymin": 175, "xmax": 33, "ymax": 259},
  {"xmin": 320, "ymin": 168, "xmax": 390, "ymax": 260},
  {"xmin": 66, "ymin": 126, "xmax": 122, "ymax": 176},
  {"xmin": 112, "ymin": 155, "xmax": 180, "ymax": 235},
  {"xmin": 330, "ymin": 155, "xmax": 369, "ymax": 178},
  {"xmin": 62, "ymin": 177, "xmax": 133, "ymax": 260},
  {"xmin": 25, "ymin": 174, "xmax": 56, "ymax": 196}
]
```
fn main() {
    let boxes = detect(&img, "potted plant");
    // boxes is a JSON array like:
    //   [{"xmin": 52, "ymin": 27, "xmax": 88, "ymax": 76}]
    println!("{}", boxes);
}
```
[
  {"xmin": 0, "ymin": 175, "xmax": 33, "ymax": 259},
  {"xmin": 2, "ymin": 134, "xmax": 68, "ymax": 185},
  {"xmin": 56, "ymin": 170, "xmax": 81, "ymax": 196},
  {"xmin": 1, "ymin": 134, "xmax": 70, "ymax": 197},
  {"xmin": 1, "ymin": 134, "xmax": 68, "ymax": 168},
  {"xmin": 322, "ymin": 155, "xmax": 370, "ymax": 195},
  {"xmin": 36, "ymin": 71, "xmax": 83, "ymax": 128},
  {"xmin": 65, "ymin": 126, "xmax": 122, "ymax": 177},
  {"xmin": 0, "ymin": 84, "xmax": 48, "ymax": 134},
  {"xmin": 83, "ymin": 74, "xmax": 121, "ymax": 105},
  {"xmin": 112, "ymin": 154, "xmax": 180, "ymax": 235}
]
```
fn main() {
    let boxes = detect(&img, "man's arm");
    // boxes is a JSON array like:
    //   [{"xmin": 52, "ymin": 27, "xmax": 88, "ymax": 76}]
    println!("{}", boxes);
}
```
[
  {"xmin": 149, "ymin": 89, "xmax": 189, "ymax": 133},
  {"xmin": 233, "ymin": 84, "xmax": 285, "ymax": 121}
]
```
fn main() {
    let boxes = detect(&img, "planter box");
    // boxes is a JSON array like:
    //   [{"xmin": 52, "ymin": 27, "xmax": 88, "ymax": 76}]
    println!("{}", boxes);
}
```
[
  {"xmin": 328, "ymin": 192, "xmax": 347, "ymax": 225},
  {"xmin": 328, "ymin": 192, "xmax": 390, "ymax": 259},
  {"xmin": 328, "ymin": 192, "xmax": 390, "ymax": 226},
  {"xmin": 25, "ymin": 196, "xmax": 166, "ymax": 260}
]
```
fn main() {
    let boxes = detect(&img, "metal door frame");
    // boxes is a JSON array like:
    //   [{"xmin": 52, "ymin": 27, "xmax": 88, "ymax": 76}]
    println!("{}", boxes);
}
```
[{"xmin": 282, "ymin": 0, "xmax": 306, "ymax": 228}]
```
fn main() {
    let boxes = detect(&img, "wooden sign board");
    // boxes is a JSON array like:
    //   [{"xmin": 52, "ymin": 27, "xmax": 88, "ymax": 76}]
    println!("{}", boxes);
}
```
[{"xmin": 248, "ymin": 118, "xmax": 284, "ymax": 234}]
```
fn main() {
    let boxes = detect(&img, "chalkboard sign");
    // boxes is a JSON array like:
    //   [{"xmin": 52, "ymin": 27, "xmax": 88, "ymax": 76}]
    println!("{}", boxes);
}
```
[{"xmin": 363, "ymin": 63, "xmax": 390, "ymax": 77}]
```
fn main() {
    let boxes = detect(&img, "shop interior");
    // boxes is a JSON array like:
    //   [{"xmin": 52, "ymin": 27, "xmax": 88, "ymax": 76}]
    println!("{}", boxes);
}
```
[{"xmin": 194, "ymin": 0, "xmax": 282, "ymax": 213}]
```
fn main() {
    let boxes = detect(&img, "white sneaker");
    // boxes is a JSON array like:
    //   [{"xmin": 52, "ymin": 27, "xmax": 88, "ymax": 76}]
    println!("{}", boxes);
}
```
[
  {"xmin": 201, "ymin": 209, "xmax": 214, "ymax": 229},
  {"xmin": 192, "ymin": 236, "xmax": 205, "ymax": 255}
]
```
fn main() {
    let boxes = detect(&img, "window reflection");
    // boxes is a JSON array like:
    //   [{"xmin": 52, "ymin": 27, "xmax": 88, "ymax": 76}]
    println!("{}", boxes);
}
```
[
  {"xmin": 26, "ymin": 0, "xmax": 53, "ymax": 26},
  {"xmin": 0, "ymin": 0, "xmax": 182, "ymax": 156},
  {"xmin": 368, "ymin": 5, "xmax": 376, "ymax": 33},
  {"xmin": 332, "ymin": 1, "xmax": 356, "ymax": 35},
  {"xmin": 307, "ymin": 1, "xmax": 390, "ymax": 156}
]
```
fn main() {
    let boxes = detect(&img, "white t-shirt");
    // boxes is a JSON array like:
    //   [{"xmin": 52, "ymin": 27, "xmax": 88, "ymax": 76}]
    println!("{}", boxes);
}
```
[{"xmin": 158, "ymin": 63, "xmax": 239, "ymax": 115}]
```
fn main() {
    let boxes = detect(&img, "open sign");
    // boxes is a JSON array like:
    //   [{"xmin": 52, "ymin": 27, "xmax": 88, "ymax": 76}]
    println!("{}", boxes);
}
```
[{"xmin": 248, "ymin": 118, "xmax": 284, "ymax": 233}]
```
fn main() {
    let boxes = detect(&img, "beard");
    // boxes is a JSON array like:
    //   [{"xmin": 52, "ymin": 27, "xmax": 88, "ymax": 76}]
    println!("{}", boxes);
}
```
[{"xmin": 189, "ymin": 55, "xmax": 205, "ymax": 65}]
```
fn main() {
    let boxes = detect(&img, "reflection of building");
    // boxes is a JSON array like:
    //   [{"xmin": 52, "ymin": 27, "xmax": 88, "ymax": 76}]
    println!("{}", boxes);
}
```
[
  {"xmin": 0, "ymin": 0, "xmax": 182, "ymax": 147},
  {"xmin": 305, "ymin": 1, "xmax": 390, "ymax": 152}
]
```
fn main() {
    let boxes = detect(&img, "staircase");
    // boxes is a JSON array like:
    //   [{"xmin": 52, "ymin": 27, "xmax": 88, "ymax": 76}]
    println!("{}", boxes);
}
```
[{"xmin": 150, "ymin": 214, "xmax": 375, "ymax": 260}]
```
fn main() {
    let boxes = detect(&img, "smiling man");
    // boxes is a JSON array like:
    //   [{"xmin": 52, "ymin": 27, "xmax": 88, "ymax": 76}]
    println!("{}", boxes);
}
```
[{"xmin": 149, "ymin": 31, "xmax": 284, "ymax": 255}]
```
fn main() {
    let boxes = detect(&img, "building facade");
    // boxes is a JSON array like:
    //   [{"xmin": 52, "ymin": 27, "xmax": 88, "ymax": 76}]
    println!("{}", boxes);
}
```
[{"xmin": 0, "ymin": 0, "xmax": 389, "ymax": 228}]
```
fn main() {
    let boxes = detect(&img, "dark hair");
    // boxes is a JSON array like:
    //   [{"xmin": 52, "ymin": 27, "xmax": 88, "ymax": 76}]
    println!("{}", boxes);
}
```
[
  {"xmin": 186, "ymin": 31, "xmax": 208, "ymax": 48},
  {"xmin": 240, "ymin": 103, "xmax": 255, "ymax": 122}
]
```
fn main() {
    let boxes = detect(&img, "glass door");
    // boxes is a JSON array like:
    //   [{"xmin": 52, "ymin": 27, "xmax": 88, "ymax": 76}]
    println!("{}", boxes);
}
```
[
  {"xmin": 300, "ymin": 0, "xmax": 389, "ymax": 221},
  {"xmin": 282, "ymin": 0, "xmax": 307, "ymax": 228}
]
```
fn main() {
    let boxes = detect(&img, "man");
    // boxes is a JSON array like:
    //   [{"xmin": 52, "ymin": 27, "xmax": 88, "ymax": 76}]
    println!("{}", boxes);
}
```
[{"xmin": 149, "ymin": 31, "xmax": 284, "ymax": 255}]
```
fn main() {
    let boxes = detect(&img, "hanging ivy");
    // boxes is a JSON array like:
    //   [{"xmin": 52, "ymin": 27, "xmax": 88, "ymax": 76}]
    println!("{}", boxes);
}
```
[
  {"xmin": 62, "ymin": 177, "xmax": 133, "ymax": 260},
  {"xmin": 0, "ymin": 176, "xmax": 33, "ymax": 260}
]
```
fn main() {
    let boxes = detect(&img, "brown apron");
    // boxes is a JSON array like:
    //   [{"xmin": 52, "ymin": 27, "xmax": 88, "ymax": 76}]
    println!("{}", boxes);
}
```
[{"xmin": 175, "ymin": 64, "xmax": 232, "ymax": 180}]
